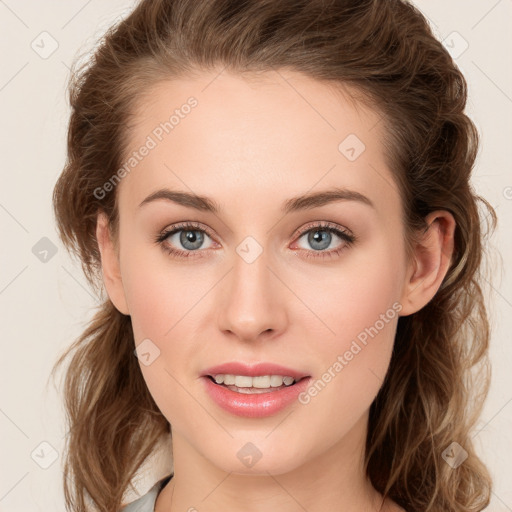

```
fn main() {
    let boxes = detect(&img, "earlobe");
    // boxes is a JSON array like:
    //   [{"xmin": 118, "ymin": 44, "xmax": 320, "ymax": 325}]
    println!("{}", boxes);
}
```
[
  {"xmin": 399, "ymin": 210, "xmax": 456, "ymax": 317},
  {"xmin": 96, "ymin": 212, "xmax": 130, "ymax": 315}
]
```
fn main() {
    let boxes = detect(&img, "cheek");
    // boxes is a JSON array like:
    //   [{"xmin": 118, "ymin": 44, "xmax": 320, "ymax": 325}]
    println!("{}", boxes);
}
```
[
  {"xmin": 120, "ymin": 244, "xmax": 191, "ymax": 341},
  {"xmin": 294, "ymin": 308, "xmax": 398, "ymax": 453},
  {"xmin": 294, "ymin": 241, "xmax": 403, "ymax": 416},
  {"xmin": 120, "ymin": 248, "xmax": 212, "ymax": 415},
  {"xmin": 300, "ymin": 237, "xmax": 404, "ymax": 352},
  {"xmin": 123, "ymin": 258, "xmax": 205, "ymax": 425}
]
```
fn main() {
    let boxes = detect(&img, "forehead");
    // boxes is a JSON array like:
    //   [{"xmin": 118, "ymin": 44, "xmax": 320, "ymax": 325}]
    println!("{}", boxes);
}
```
[{"xmin": 118, "ymin": 69, "xmax": 399, "ymax": 218}]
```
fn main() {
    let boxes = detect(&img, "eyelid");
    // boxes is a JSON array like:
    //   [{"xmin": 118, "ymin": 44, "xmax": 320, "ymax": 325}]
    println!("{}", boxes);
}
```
[
  {"xmin": 157, "ymin": 221, "xmax": 217, "ymax": 242},
  {"xmin": 290, "ymin": 220, "xmax": 354, "ymax": 240},
  {"xmin": 157, "ymin": 220, "xmax": 353, "ymax": 244},
  {"xmin": 155, "ymin": 219, "xmax": 356, "ymax": 259}
]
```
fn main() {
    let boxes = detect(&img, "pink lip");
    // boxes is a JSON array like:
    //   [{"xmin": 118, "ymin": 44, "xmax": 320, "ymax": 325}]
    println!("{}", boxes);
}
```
[
  {"xmin": 202, "ymin": 376, "xmax": 312, "ymax": 418},
  {"xmin": 201, "ymin": 362, "xmax": 311, "ymax": 418},
  {"xmin": 201, "ymin": 362, "xmax": 309, "ymax": 380}
]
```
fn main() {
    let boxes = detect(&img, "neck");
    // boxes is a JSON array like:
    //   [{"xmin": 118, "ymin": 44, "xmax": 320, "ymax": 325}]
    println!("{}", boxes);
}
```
[{"xmin": 156, "ymin": 413, "xmax": 385, "ymax": 512}]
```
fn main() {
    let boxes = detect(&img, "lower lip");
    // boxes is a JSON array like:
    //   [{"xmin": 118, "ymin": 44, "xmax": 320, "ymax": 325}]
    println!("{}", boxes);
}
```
[{"xmin": 202, "ymin": 376, "xmax": 312, "ymax": 418}]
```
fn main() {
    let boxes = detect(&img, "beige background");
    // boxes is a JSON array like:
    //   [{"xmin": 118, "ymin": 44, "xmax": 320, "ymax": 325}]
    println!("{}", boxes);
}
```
[{"xmin": 0, "ymin": 0, "xmax": 511, "ymax": 510}]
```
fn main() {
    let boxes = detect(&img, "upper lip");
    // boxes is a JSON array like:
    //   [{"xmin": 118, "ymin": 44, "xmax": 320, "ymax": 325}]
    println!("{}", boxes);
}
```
[{"xmin": 201, "ymin": 362, "xmax": 310, "ymax": 380}]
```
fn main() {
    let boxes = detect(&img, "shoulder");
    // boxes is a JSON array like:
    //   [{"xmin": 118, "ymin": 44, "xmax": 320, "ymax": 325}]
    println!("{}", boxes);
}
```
[{"xmin": 120, "ymin": 475, "xmax": 173, "ymax": 512}]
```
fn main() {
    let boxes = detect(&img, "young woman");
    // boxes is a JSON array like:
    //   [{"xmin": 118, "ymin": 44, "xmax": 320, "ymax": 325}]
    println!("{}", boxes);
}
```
[{"xmin": 51, "ymin": 0, "xmax": 497, "ymax": 510}]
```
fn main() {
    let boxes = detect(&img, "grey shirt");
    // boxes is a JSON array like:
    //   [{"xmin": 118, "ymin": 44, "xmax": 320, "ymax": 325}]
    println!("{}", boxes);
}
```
[{"xmin": 121, "ymin": 475, "xmax": 173, "ymax": 512}]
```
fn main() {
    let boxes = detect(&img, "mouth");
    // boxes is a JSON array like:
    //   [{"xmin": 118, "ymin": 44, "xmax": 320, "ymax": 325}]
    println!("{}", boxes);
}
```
[
  {"xmin": 205, "ymin": 374, "xmax": 308, "ymax": 394},
  {"xmin": 200, "ymin": 362, "xmax": 312, "ymax": 418}
]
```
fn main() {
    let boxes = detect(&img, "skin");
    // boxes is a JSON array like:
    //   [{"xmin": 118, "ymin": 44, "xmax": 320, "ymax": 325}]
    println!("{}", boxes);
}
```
[{"xmin": 96, "ymin": 69, "xmax": 455, "ymax": 512}]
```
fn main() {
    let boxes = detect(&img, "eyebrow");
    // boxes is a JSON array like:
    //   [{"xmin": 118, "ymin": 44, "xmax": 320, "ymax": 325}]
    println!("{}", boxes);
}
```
[{"xmin": 138, "ymin": 187, "xmax": 375, "ymax": 214}]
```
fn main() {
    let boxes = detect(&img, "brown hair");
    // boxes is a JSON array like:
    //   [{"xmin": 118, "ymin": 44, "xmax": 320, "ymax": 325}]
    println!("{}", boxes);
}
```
[{"xmin": 51, "ymin": 0, "xmax": 497, "ymax": 510}]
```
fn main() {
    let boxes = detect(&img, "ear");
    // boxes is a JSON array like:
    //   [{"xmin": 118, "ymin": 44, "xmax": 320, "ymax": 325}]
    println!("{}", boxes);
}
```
[
  {"xmin": 399, "ymin": 210, "xmax": 456, "ymax": 317},
  {"xmin": 96, "ymin": 211, "xmax": 130, "ymax": 315}
]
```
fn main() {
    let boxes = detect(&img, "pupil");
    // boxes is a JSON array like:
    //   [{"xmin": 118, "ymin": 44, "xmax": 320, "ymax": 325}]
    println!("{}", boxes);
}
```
[{"xmin": 310, "ymin": 230, "xmax": 330, "ymax": 250}]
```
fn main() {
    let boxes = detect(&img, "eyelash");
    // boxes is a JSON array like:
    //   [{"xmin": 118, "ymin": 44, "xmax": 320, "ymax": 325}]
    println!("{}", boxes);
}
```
[{"xmin": 154, "ymin": 221, "xmax": 356, "ymax": 260}]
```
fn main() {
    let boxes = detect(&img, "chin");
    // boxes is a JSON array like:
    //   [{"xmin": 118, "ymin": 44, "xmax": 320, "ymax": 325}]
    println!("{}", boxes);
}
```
[{"xmin": 204, "ymin": 439, "xmax": 309, "ymax": 476}]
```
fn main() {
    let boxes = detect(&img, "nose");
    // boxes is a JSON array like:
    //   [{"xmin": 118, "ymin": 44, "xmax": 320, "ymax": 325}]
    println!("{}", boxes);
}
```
[{"xmin": 216, "ymin": 248, "xmax": 288, "ymax": 343}]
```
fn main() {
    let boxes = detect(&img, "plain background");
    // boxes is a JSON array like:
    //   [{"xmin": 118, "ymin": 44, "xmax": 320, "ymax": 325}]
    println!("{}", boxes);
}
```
[{"xmin": 0, "ymin": 1, "xmax": 511, "ymax": 510}]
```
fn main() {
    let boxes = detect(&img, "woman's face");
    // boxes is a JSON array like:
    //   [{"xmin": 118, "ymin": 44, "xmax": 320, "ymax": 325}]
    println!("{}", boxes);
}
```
[{"xmin": 106, "ymin": 69, "xmax": 415, "ymax": 475}]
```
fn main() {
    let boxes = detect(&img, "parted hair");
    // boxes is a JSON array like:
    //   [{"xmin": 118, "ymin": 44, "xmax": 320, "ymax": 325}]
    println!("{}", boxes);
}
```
[{"xmin": 51, "ymin": 0, "xmax": 497, "ymax": 510}]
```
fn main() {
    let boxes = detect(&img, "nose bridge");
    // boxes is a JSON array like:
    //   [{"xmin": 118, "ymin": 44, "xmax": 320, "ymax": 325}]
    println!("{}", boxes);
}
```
[{"xmin": 216, "ymin": 240, "xmax": 287, "ymax": 341}]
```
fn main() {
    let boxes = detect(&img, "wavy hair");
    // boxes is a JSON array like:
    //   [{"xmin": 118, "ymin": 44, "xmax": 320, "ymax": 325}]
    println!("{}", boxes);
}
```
[{"xmin": 51, "ymin": 0, "xmax": 498, "ymax": 510}]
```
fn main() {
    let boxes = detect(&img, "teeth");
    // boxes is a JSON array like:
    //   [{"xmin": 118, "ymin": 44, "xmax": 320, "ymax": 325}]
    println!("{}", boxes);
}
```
[{"xmin": 212, "ymin": 374, "xmax": 296, "ymax": 388}]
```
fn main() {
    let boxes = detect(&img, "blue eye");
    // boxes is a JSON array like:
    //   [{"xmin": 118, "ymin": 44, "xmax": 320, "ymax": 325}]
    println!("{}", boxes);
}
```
[
  {"xmin": 155, "ymin": 221, "xmax": 356, "ymax": 260},
  {"xmin": 155, "ymin": 222, "xmax": 215, "ymax": 259},
  {"xmin": 164, "ymin": 227, "xmax": 211, "ymax": 251},
  {"xmin": 293, "ymin": 222, "xmax": 356, "ymax": 260}
]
